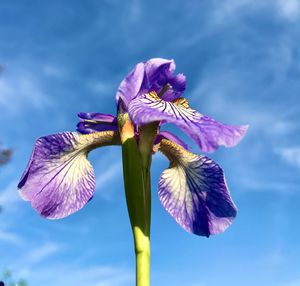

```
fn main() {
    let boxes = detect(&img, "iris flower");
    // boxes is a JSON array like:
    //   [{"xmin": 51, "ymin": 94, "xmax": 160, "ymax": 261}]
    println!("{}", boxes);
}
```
[{"xmin": 18, "ymin": 58, "xmax": 248, "ymax": 286}]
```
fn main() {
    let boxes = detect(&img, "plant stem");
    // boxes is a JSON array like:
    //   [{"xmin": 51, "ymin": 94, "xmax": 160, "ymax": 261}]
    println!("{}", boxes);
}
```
[
  {"xmin": 118, "ymin": 113, "xmax": 151, "ymax": 286},
  {"xmin": 134, "ymin": 226, "xmax": 150, "ymax": 286}
]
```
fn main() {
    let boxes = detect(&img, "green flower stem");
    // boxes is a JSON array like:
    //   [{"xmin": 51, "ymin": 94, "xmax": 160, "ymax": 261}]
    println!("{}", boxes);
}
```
[
  {"xmin": 138, "ymin": 122, "xmax": 159, "ymax": 231},
  {"xmin": 118, "ymin": 113, "xmax": 151, "ymax": 286}
]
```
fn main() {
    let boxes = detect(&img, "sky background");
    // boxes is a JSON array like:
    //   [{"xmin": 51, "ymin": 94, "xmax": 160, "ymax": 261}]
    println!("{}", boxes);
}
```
[{"xmin": 0, "ymin": 0, "xmax": 300, "ymax": 285}]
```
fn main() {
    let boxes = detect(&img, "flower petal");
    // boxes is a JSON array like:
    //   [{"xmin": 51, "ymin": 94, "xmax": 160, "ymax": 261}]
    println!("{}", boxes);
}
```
[
  {"xmin": 18, "ymin": 131, "xmax": 120, "ymax": 219},
  {"xmin": 154, "ymin": 131, "xmax": 191, "ymax": 151},
  {"xmin": 115, "ymin": 58, "xmax": 187, "ymax": 111},
  {"xmin": 77, "ymin": 112, "xmax": 118, "ymax": 134},
  {"xmin": 144, "ymin": 58, "xmax": 175, "ymax": 85},
  {"xmin": 158, "ymin": 139, "xmax": 237, "ymax": 236},
  {"xmin": 144, "ymin": 58, "xmax": 185, "ymax": 101},
  {"xmin": 78, "ymin": 112, "xmax": 117, "ymax": 123},
  {"xmin": 129, "ymin": 92, "xmax": 248, "ymax": 152},
  {"xmin": 116, "ymin": 62, "xmax": 145, "ymax": 111},
  {"xmin": 77, "ymin": 122, "xmax": 118, "ymax": 134}
]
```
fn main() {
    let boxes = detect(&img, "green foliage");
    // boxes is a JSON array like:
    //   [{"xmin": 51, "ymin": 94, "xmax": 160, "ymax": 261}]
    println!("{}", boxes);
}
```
[{"xmin": 1, "ymin": 270, "xmax": 27, "ymax": 286}]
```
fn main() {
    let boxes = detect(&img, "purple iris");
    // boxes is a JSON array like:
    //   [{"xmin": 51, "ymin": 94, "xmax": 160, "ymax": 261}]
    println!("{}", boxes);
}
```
[{"xmin": 18, "ymin": 58, "xmax": 248, "ymax": 237}]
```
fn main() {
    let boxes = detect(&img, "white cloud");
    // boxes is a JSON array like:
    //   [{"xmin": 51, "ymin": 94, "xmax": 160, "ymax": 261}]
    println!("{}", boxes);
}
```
[
  {"xmin": 211, "ymin": 0, "xmax": 300, "ymax": 25},
  {"xmin": 282, "ymin": 279, "xmax": 300, "ymax": 286},
  {"xmin": 96, "ymin": 160, "xmax": 122, "ymax": 199},
  {"xmin": 87, "ymin": 80, "xmax": 113, "ymax": 94},
  {"xmin": 42, "ymin": 64, "xmax": 67, "ymax": 78},
  {"xmin": 277, "ymin": 147, "xmax": 300, "ymax": 169},
  {"xmin": 18, "ymin": 264, "xmax": 133, "ymax": 286},
  {"xmin": 25, "ymin": 242, "xmax": 62, "ymax": 265},
  {"xmin": 211, "ymin": 0, "xmax": 265, "ymax": 24},
  {"xmin": 277, "ymin": 0, "xmax": 300, "ymax": 21},
  {"xmin": 0, "ymin": 180, "xmax": 20, "ymax": 208},
  {"xmin": 0, "ymin": 229, "xmax": 23, "ymax": 245},
  {"xmin": 96, "ymin": 161, "xmax": 121, "ymax": 186},
  {"xmin": 0, "ymin": 68, "xmax": 52, "ymax": 114}
]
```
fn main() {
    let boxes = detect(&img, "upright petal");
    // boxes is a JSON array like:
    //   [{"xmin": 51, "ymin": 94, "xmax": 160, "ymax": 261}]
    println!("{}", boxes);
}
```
[
  {"xmin": 158, "ymin": 139, "xmax": 237, "ymax": 236},
  {"xmin": 129, "ymin": 92, "xmax": 248, "ymax": 152},
  {"xmin": 115, "ymin": 62, "xmax": 145, "ymax": 111},
  {"xmin": 77, "ymin": 112, "xmax": 118, "ymax": 134},
  {"xmin": 115, "ymin": 58, "xmax": 187, "ymax": 111},
  {"xmin": 18, "ymin": 131, "xmax": 120, "ymax": 219},
  {"xmin": 143, "ymin": 58, "xmax": 175, "ymax": 86},
  {"xmin": 143, "ymin": 58, "xmax": 186, "ymax": 101}
]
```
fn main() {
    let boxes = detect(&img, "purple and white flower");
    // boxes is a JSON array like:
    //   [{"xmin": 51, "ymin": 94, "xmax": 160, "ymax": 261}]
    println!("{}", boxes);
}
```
[{"xmin": 18, "ymin": 58, "xmax": 248, "ymax": 237}]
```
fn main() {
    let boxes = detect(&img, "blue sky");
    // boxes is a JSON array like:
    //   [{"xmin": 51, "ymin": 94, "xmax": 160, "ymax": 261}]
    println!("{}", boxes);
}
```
[{"xmin": 0, "ymin": 0, "xmax": 300, "ymax": 285}]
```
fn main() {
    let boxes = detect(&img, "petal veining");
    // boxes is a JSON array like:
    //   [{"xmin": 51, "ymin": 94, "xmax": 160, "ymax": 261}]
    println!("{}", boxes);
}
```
[
  {"xmin": 18, "ymin": 131, "xmax": 120, "ymax": 219},
  {"xmin": 115, "ymin": 58, "xmax": 187, "ymax": 111},
  {"xmin": 129, "ymin": 92, "xmax": 248, "ymax": 152},
  {"xmin": 158, "ymin": 139, "xmax": 237, "ymax": 236}
]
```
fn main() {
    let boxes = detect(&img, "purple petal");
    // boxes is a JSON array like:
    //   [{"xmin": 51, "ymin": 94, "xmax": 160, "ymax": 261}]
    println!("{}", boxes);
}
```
[
  {"xmin": 144, "ymin": 58, "xmax": 185, "ymax": 101},
  {"xmin": 162, "ymin": 73, "xmax": 186, "ymax": 101},
  {"xmin": 128, "ymin": 92, "xmax": 248, "ymax": 152},
  {"xmin": 158, "ymin": 139, "xmax": 237, "ymax": 236},
  {"xmin": 115, "ymin": 62, "xmax": 145, "ymax": 111},
  {"xmin": 144, "ymin": 58, "xmax": 175, "ymax": 85},
  {"xmin": 77, "ymin": 112, "xmax": 118, "ymax": 134},
  {"xmin": 76, "ymin": 122, "xmax": 118, "ymax": 134},
  {"xmin": 78, "ymin": 112, "xmax": 117, "ymax": 123},
  {"xmin": 115, "ymin": 58, "xmax": 186, "ymax": 111},
  {"xmin": 18, "ymin": 131, "xmax": 120, "ymax": 219},
  {"xmin": 155, "ymin": 131, "xmax": 191, "ymax": 151}
]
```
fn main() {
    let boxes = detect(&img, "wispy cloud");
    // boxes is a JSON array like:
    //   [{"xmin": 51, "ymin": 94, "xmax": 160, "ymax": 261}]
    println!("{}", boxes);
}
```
[
  {"xmin": 87, "ymin": 80, "xmax": 113, "ymax": 95},
  {"xmin": 18, "ymin": 264, "xmax": 132, "ymax": 286},
  {"xmin": 277, "ymin": 0, "xmax": 300, "ymax": 21},
  {"xmin": 24, "ymin": 242, "xmax": 62, "ymax": 265},
  {"xmin": 0, "ymin": 67, "xmax": 52, "ymax": 114},
  {"xmin": 96, "ymin": 160, "xmax": 122, "ymax": 199},
  {"xmin": 96, "ymin": 162, "xmax": 121, "ymax": 186},
  {"xmin": 0, "ymin": 180, "xmax": 20, "ymax": 208},
  {"xmin": 276, "ymin": 147, "xmax": 300, "ymax": 169},
  {"xmin": 0, "ymin": 229, "xmax": 23, "ymax": 246},
  {"xmin": 282, "ymin": 278, "xmax": 300, "ymax": 286}
]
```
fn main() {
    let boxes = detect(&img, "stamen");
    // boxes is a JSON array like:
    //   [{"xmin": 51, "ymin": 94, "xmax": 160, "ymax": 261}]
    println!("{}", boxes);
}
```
[{"xmin": 158, "ymin": 83, "xmax": 171, "ymax": 97}]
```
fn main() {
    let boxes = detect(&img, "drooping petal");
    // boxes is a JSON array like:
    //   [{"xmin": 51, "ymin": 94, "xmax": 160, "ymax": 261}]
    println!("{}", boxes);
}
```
[
  {"xmin": 158, "ymin": 139, "xmax": 237, "ymax": 236},
  {"xmin": 77, "ymin": 112, "xmax": 118, "ymax": 134},
  {"xmin": 129, "ymin": 92, "xmax": 248, "ymax": 152},
  {"xmin": 18, "ymin": 131, "xmax": 120, "ymax": 219}
]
